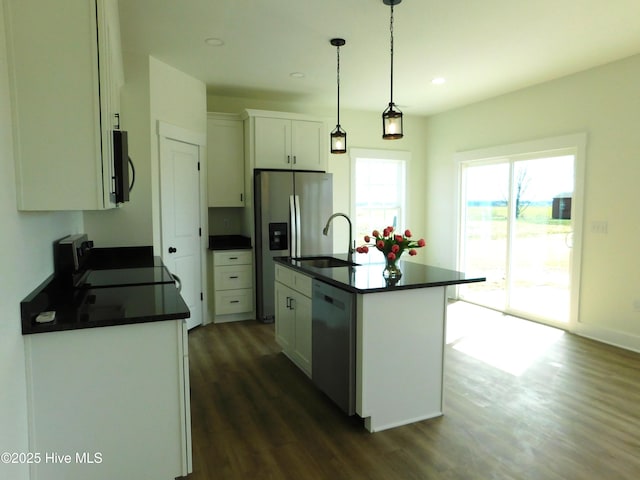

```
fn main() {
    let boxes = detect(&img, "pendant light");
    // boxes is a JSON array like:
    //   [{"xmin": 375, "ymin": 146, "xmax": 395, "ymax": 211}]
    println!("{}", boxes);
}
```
[
  {"xmin": 330, "ymin": 38, "xmax": 347, "ymax": 154},
  {"xmin": 382, "ymin": 0, "xmax": 403, "ymax": 139}
]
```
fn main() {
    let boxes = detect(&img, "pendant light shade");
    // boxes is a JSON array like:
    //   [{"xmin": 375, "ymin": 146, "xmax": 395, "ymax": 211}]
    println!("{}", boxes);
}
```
[
  {"xmin": 382, "ymin": 0, "xmax": 403, "ymax": 140},
  {"xmin": 330, "ymin": 38, "xmax": 347, "ymax": 154},
  {"xmin": 330, "ymin": 124, "xmax": 347, "ymax": 154},
  {"xmin": 382, "ymin": 102, "xmax": 403, "ymax": 139}
]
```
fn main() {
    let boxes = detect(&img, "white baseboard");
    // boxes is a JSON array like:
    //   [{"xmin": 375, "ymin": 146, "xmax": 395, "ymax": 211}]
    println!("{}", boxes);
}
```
[
  {"xmin": 213, "ymin": 312, "xmax": 256, "ymax": 323},
  {"xmin": 573, "ymin": 322, "xmax": 640, "ymax": 354}
]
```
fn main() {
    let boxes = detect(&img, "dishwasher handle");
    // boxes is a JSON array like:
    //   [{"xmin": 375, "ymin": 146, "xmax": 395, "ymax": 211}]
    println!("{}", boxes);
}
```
[{"xmin": 319, "ymin": 294, "xmax": 345, "ymax": 311}]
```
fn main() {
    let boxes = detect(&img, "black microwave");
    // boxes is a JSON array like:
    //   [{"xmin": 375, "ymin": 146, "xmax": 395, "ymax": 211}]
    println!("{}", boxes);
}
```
[{"xmin": 113, "ymin": 130, "xmax": 133, "ymax": 204}]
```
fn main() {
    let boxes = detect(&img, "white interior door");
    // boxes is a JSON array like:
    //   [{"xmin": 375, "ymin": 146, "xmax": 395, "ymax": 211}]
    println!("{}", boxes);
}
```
[{"xmin": 160, "ymin": 138, "xmax": 203, "ymax": 329}]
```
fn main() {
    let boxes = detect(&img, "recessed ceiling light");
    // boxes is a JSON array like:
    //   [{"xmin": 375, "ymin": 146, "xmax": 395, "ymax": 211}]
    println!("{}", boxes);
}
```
[
  {"xmin": 431, "ymin": 77, "xmax": 446, "ymax": 85},
  {"xmin": 204, "ymin": 37, "xmax": 224, "ymax": 47},
  {"xmin": 290, "ymin": 72, "xmax": 305, "ymax": 79}
]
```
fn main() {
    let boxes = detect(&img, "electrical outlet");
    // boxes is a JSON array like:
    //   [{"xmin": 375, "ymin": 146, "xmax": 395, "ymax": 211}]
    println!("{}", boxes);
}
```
[{"xmin": 591, "ymin": 220, "xmax": 608, "ymax": 234}]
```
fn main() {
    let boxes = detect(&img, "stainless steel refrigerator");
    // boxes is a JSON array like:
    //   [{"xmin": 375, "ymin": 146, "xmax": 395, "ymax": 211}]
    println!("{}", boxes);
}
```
[{"xmin": 254, "ymin": 170, "xmax": 333, "ymax": 323}]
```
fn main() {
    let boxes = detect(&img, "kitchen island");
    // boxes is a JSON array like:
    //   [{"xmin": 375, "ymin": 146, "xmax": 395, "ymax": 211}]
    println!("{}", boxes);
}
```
[{"xmin": 274, "ymin": 255, "xmax": 485, "ymax": 432}]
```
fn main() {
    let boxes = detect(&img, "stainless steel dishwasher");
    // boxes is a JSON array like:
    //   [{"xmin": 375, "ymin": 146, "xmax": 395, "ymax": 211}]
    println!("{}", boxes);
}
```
[{"xmin": 312, "ymin": 279, "xmax": 356, "ymax": 415}]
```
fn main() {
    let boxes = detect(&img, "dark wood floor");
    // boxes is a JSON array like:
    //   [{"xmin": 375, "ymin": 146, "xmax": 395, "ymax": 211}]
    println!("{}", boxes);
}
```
[{"xmin": 185, "ymin": 306, "xmax": 640, "ymax": 479}]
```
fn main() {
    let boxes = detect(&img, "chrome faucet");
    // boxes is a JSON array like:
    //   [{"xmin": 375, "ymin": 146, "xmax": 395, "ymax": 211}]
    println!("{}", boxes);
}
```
[{"xmin": 322, "ymin": 213, "xmax": 354, "ymax": 264}]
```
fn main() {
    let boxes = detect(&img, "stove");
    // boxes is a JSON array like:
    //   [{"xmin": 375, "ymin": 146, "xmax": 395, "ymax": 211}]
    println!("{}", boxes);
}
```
[{"xmin": 80, "ymin": 267, "xmax": 175, "ymax": 289}]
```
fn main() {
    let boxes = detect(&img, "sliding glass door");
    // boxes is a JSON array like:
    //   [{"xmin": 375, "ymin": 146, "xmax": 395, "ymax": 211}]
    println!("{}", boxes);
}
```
[
  {"xmin": 459, "ymin": 162, "xmax": 510, "ymax": 311},
  {"xmin": 459, "ymin": 153, "xmax": 575, "ymax": 325}
]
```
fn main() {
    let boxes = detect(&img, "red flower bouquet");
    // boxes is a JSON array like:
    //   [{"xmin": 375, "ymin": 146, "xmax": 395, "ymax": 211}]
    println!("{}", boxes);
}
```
[{"xmin": 356, "ymin": 226, "xmax": 426, "ymax": 263}]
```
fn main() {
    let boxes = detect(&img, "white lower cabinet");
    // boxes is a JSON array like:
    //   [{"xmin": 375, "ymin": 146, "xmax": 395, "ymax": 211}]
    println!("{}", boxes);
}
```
[
  {"xmin": 275, "ymin": 264, "xmax": 312, "ymax": 376},
  {"xmin": 24, "ymin": 320, "xmax": 191, "ymax": 480},
  {"xmin": 212, "ymin": 250, "xmax": 254, "ymax": 322}
]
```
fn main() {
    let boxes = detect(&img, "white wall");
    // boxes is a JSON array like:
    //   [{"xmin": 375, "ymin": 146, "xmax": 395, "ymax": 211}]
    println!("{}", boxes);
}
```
[
  {"xmin": 424, "ymin": 54, "xmax": 640, "ymax": 351},
  {"xmin": 149, "ymin": 56, "xmax": 207, "ymax": 251},
  {"xmin": 0, "ymin": 4, "xmax": 83, "ymax": 478}
]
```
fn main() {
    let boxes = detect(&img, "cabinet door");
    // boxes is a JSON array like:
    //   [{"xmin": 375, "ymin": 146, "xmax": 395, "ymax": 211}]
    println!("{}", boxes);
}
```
[
  {"xmin": 291, "ymin": 120, "xmax": 324, "ymax": 171},
  {"xmin": 254, "ymin": 117, "xmax": 292, "ymax": 169},
  {"xmin": 275, "ymin": 282, "xmax": 295, "ymax": 353},
  {"xmin": 207, "ymin": 116, "xmax": 244, "ymax": 207},
  {"xmin": 97, "ymin": 0, "xmax": 125, "ymax": 204},
  {"xmin": 6, "ymin": 0, "xmax": 121, "ymax": 210},
  {"xmin": 24, "ymin": 321, "xmax": 188, "ymax": 479},
  {"xmin": 292, "ymin": 292, "xmax": 312, "ymax": 376}
]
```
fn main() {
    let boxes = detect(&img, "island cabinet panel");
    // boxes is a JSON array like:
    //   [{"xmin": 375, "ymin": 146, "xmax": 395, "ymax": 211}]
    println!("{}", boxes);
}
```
[
  {"xmin": 292, "ymin": 292, "xmax": 312, "ymax": 372},
  {"xmin": 24, "ymin": 320, "xmax": 191, "ymax": 480},
  {"xmin": 274, "ymin": 264, "xmax": 312, "ymax": 376},
  {"xmin": 356, "ymin": 286, "xmax": 447, "ymax": 432},
  {"xmin": 6, "ymin": 0, "xmax": 124, "ymax": 210},
  {"xmin": 275, "ymin": 282, "xmax": 295, "ymax": 352}
]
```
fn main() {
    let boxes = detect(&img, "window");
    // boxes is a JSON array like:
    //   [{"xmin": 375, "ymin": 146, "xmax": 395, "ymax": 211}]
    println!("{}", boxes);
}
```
[{"xmin": 350, "ymin": 148, "xmax": 409, "ymax": 245}]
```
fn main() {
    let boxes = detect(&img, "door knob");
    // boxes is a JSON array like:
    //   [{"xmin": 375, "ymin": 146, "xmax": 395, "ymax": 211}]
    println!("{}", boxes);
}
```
[{"xmin": 168, "ymin": 247, "xmax": 177, "ymax": 253}]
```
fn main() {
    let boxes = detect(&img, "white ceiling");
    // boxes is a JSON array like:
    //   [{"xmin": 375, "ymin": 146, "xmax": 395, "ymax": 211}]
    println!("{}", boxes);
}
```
[{"xmin": 118, "ymin": 0, "xmax": 640, "ymax": 115}]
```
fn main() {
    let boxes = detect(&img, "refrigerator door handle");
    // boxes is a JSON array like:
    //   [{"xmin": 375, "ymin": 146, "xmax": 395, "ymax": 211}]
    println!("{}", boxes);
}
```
[
  {"xmin": 289, "ymin": 195, "xmax": 297, "ymax": 258},
  {"xmin": 293, "ymin": 195, "xmax": 302, "ymax": 258}
]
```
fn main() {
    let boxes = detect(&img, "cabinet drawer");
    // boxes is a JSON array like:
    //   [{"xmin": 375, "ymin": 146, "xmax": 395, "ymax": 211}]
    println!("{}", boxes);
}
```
[
  {"xmin": 214, "ymin": 250, "xmax": 252, "ymax": 266},
  {"xmin": 292, "ymin": 272, "xmax": 312, "ymax": 297},
  {"xmin": 215, "ymin": 290, "xmax": 253, "ymax": 315},
  {"xmin": 275, "ymin": 264, "xmax": 294, "ymax": 287},
  {"xmin": 275, "ymin": 264, "xmax": 311, "ymax": 297},
  {"xmin": 214, "ymin": 265, "xmax": 252, "ymax": 290}
]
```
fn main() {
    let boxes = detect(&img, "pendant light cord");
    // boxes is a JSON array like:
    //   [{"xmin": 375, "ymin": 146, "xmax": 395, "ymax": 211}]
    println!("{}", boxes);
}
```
[
  {"xmin": 336, "ymin": 44, "xmax": 341, "ymax": 125},
  {"xmin": 389, "ymin": 3, "xmax": 395, "ymax": 105}
]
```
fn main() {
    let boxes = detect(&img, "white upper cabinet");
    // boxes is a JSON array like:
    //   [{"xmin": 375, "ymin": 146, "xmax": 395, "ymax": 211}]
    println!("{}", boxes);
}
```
[
  {"xmin": 290, "ymin": 120, "xmax": 325, "ymax": 171},
  {"xmin": 5, "ymin": 0, "xmax": 124, "ymax": 210},
  {"xmin": 254, "ymin": 117, "xmax": 291, "ymax": 169},
  {"xmin": 207, "ymin": 113, "xmax": 245, "ymax": 207},
  {"xmin": 245, "ymin": 110, "xmax": 326, "ymax": 172}
]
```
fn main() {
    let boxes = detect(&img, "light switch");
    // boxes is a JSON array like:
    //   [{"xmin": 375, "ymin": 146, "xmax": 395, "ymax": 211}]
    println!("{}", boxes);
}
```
[{"xmin": 591, "ymin": 220, "xmax": 608, "ymax": 234}]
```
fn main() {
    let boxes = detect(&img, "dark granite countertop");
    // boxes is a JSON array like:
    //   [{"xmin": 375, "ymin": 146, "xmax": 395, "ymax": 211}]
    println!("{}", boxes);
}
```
[
  {"xmin": 21, "ymin": 247, "xmax": 190, "ymax": 335},
  {"xmin": 209, "ymin": 235, "xmax": 252, "ymax": 250},
  {"xmin": 274, "ymin": 254, "xmax": 485, "ymax": 294},
  {"xmin": 85, "ymin": 246, "xmax": 162, "ymax": 269}
]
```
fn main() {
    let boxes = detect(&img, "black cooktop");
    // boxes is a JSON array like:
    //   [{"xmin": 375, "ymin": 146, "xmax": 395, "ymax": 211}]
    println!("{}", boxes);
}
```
[{"xmin": 79, "ymin": 267, "xmax": 175, "ymax": 289}]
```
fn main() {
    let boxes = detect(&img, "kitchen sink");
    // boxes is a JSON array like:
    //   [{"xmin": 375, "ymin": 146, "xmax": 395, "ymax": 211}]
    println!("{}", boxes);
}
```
[{"xmin": 293, "ymin": 256, "xmax": 359, "ymax": 268}]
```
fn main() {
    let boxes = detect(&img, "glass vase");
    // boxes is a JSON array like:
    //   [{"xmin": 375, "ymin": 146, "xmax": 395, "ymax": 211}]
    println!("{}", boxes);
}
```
[{"xmin": 383, "ymin": 257, "xmax": 402, "ymax": 279}]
